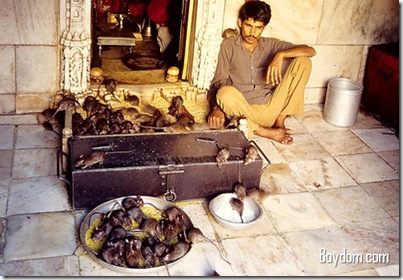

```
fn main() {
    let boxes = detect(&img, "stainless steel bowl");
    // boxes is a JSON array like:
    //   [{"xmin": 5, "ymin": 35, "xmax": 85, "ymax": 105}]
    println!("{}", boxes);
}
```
[
  {"xmin": 209, "ymin": 193, "xmax": 262, "ymax": 230},
  {"xmin": 79, "ymin": 195, "xmax": 192, "ymax": 274}
]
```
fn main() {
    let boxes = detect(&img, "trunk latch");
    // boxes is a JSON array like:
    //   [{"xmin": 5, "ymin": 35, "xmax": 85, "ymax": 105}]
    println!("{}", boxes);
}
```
[{"xmin": 158, "ymin": 158, "xmax": 184, "ymax": 202}]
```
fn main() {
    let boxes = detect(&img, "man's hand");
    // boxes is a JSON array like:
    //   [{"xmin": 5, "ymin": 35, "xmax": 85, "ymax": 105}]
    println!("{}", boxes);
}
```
[
  {"xmin": 266, "ymin": 52, "xmax": 285, "ymax": 85},
  {"xmin": 208, "ymin": 106, "xmax": 225, "ymax": 129}
]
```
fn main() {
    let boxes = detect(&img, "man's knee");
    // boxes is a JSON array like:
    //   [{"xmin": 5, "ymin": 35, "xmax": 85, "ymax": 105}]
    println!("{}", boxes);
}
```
[{"xmin": 292, "ymin": 57, "xmax": 312, "ymax": 70}]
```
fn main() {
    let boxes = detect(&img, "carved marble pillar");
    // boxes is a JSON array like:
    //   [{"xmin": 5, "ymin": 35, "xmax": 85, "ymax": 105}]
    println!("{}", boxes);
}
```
[
  {"xmin": 191, "ymin": 0, "xmax": 225, "ymax": 90},
  {"xmin": 61, "ymin": 0, "xmax": 92, "ymax": 95}
]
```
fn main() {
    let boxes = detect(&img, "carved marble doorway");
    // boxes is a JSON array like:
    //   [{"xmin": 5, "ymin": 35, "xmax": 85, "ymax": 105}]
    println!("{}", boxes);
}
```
[{"xmin": 60, "ymin": 0, "xmax": 225, "ymax": 94}]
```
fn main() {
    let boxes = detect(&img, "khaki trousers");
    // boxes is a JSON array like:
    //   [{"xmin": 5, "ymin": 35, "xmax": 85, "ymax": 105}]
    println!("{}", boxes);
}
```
[{"xmin": 216, "ymin": 57, "xmax": 312, "ymax": 138}]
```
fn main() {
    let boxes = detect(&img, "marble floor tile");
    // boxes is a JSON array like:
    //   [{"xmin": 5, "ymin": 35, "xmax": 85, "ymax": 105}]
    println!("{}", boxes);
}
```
[
  {"xmin": 273, "ymin": 133, "xmax": 331, "ymax": 162},
  {"xmin": 0, "ymin": 125, "xmax": 14, "ymax": 149},
  {"xmin": 263, "ymin": 192, "xmax": 335, "ymax": 233},
  {"xmin": 360, "ymin": 180, "xmax": 399, "ymax": 217},
  {"xmin": 221, "ymin": 235, "xmax": 306, "ymax": 276},
  {"xmin": 250, "ymin": 136, "xmax": 285, "ymax": 164},
  {"xmin": 289, "ymin": 157, "xmax": 356, "ymax": 191},
  {"xmin": 350, "ymin": 110, "xmax": 385, "ymax": 130},
  {"xmin": 341, "ymin": 218, "xmax": 399, "ymax": 265},
  {"xmin": 12, "ymin": 148, "xmax": 58, "ymax": 179},
  {"xmin": 0, "ymin": 180, "xmax": 9, "ymax": 217},
  {"xmin": 0, "ymin": 150, "xmax": 13, "ymax": 180},
  {"xmin": 330, "ymin": 268, "xmax": 379, "ymax": 276},
  {"xmin": 4, "ymin": 212, "xmax": 77, "ymax": 262},
  {"xmin": 284, "ymin": 115, "xmax": 308, "ymax": 134},
  {"xmin": 260, "ymin": 163, "xmax": 307, "ymax": 194},
  {"xmin": 294, "ymin": 111, "xmax": 347, "ymax": 133},
  {"xmin": 335, "ymin": 153, "xmax": 399, "ymax": 183},
  {"xmin": 0, "ymin": 256, "xmax": 80, "ymax": 276},
  {"xmin": 312, "ymin": 186, "xmax": 390, "ymax": 224},
  {"xmin": 351, "ymin": 128, "xmax": 399, "ymax": 152},
  {"xmin": 377, "ymin": 150, "xmax": 399, "ymax": 172},
  {"xmin": 312, "ymin": 130, "xmax": 372, "ymax": 156},
  {"xmin": 16, "ymin": 125, "xmax": 60, "ymax": 149},
  {"xmin": 374, "ymin": 264, "xmax": 400, "ymax": 276},
  {"xmin": 7, "ymin": 176, "xmax": 71, "ymax": 215},
  {"xmin": 283, "ymin": 226, "xmax": 378, "ymax": 275}
]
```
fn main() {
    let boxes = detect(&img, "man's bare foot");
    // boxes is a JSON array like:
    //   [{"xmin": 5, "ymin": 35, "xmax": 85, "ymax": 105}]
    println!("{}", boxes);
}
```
[
  {"xmin": 273, "ymin": 114, "xmax": 287, "ymax": 129},
  {"xmin": 254, "ymin": 126, "xmax": 293, "ymax": 144}
]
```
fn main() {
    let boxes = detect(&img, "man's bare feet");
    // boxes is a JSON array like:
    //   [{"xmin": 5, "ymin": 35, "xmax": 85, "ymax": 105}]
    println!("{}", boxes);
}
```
[{"xmin": 254, "ymin": 125, "xmax": 293, "ymax": 144}]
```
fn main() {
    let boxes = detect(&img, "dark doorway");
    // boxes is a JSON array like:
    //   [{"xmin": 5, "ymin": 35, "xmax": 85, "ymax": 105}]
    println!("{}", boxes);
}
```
[{"xmin": 90, "ymin": 0, "xmax": 188, "ymax": 84}]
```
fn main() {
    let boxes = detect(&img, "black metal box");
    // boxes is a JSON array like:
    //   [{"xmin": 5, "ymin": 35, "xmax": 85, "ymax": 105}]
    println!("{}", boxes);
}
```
[{"xmin": 64, "ymin": 130, "xmax": 265, "ymax": 210}]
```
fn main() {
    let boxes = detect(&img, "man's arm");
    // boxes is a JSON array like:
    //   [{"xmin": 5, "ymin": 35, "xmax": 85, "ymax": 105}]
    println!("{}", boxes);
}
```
[
  {"xmin": 267, "ymin": 44, "xmax": 316, "ymax": 85},
  {"xmin": 207, "ymin": 81, "xmax": 226, "ymax": 129},
  {"xmin": 207, "ymin": 40, "xmax": 234, "ymax": 129}
]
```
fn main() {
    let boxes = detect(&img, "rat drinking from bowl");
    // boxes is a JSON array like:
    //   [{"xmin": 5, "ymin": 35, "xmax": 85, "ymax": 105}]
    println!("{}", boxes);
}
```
[{"xmin": 229, "ymin": 197, "xmax": 244, "ymax": 223}]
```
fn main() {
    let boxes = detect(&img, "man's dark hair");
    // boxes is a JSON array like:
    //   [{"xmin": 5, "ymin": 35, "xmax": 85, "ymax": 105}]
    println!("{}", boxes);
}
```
[{"xmin": 239, "ymin": 1, "xmax": 272, "ymax": 26}]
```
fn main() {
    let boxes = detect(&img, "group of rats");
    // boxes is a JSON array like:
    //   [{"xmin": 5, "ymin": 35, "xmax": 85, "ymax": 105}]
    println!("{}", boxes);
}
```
[{"xmin": 87, "ymin": 195, "xmax": 227, "ymax": 273}]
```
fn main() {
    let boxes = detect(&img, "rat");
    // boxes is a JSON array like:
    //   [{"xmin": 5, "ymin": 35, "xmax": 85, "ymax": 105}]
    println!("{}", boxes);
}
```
[
  {"xmin": 244, "ymin": 144, "xmax": 259, "ymax": 165},
  {"xmin": 168, "ymin": 95, "xmax": 184, "ymax": 118},
  {"xmin": 91, "ymin": 216, "xmax": 114, "ymax": 242},
  {"xmin": 131, "ymin": 218, "xmax": 165, "ymax": 240},
  {"xmin": 107, "ymin": 226, "xmax": 127, "ymax": 242},
  {"xmin": 124, "ymin": 93, "xmax": 140, "ymax": 106},
  {"xmin": 222, "ymin": 28, "xmax": 238, "ymax": 39},
  {"xmin": 109, "ymin": 209, "xmax": 132, "ymax": 228},
  {"xmin": 118, "ymin": 107, "xmax": 140, "ymax": 123},
  {"xmin": 152, "ymin": 242, "xmax": 168, "ymax": 258},
  {"xmin": 101, "ymin": 245, "xmax": 125, "ymax": 267},
  {"xmin": 162, "ymin": 206, "xmax": 193, "ymax": 230},
  {"xmin": 142, "ymin": 245, "xmax": 156, "ymax": 268},
  {"xmin": 124, "ymin": 235, "xmax": 144, "ymax": 268},
  {"xmin": 126, "ymin": 206, "xmax": 147, "ymax": 225},
  {"xmin": 216, "ymin": 147, "xmax": 230, "ymax": 168},
  {"xmin": 82, "ymin": 96, "xmax": 97, "ymax": 117},
  {"xmin": 225, "ymin": 115, "xmax": 241, "ymax": 129},
  {"xmin": 161, "ymin": 219, "xmax": 181, "ymax": 242},
  {"xmin": 162, "ymin": 241, "xmax": 190, "ymax": 263},
  {"xmin": 52, "ymin": 95, "xmax": 80, "ymax": 118},
  {"xmin": 74, "ymin": 151, "xmax": 106, "ymax": 169},
  {"xmin": 234, "ymin": 182, "xmax": 247, "ymax": 201},
  {"xmin": 168, "ymin": 95, "xmax": 195, "ymax": 124},
  {"xmin": 41, "ymin": 121, "xmax": 62, "ymax": 136},
  {"xmin": 247, "ymin": 187, "xmax": 270, "ymax": 203},
  {"xmin": 121, "ymin": 197, "xmax": 135, "ymax": 210},
  {"xmin": 186, "ymin": 227, "xmax": 231, "ymax": 265},
  {"xmin": 95, "ymin": 118, "xmax": 109, "ymax": 134},
  {"xmin": 103, "ymin": 78, "xmax": 120, "ymax": 102},
  {"xmin": 229, "ymin": 197, "xmax": 244, "ymax": 223}
]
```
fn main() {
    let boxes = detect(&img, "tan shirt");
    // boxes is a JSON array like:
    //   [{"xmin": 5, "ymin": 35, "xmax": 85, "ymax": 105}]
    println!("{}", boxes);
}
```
[{"xmin": 210, "ymin": 34, "xmax": 296, "ymax": 105}]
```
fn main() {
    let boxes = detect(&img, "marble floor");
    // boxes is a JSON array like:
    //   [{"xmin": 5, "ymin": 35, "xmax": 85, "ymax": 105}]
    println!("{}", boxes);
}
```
[{"xmin": 0, "ymin": 89, "xmax": 399, "ymax": 276}]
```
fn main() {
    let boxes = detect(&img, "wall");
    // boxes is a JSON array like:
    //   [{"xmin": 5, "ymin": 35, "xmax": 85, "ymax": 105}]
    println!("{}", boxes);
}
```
[
  {"xmin": 0, "ymin": 0, "xmax": 399, "ymax": 114},
  {"xmin": 0, "ymin": 0, "xmax": 60, "ymax": 114},
  {"xmin": 222, "ymin": 0, "xmax": 399, "ymax": 104}
]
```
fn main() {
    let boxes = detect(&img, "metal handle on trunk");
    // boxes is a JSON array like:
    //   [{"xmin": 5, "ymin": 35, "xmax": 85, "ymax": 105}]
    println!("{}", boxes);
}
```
[
  {"xmin": 249, "ymin": 140, "xmax": 271, "ymax": 174},
  {"xmin": 57, "ymin": 149, "xmax": 71, "ymax": 187}
]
